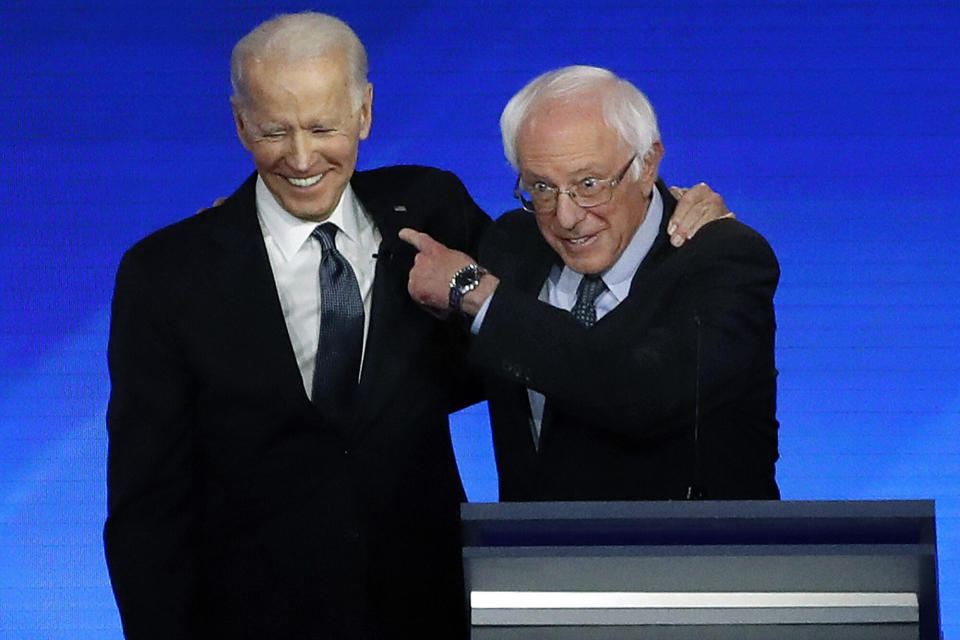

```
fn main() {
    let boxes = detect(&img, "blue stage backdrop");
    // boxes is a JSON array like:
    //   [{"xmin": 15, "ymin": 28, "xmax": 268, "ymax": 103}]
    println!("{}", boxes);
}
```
[{"xmin": 2, "ymin": 1, "xmax": 958, "ymax": 637}]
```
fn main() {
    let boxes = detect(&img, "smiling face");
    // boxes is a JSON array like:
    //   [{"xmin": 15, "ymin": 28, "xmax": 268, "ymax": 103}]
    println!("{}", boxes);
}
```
[
  {"xmin": 517, "ymin": 98, "xmax": 662, "ymax": 274},
  {"xmin": 233, "ymin": 52, "xmax": 372, "ymax": 221}
]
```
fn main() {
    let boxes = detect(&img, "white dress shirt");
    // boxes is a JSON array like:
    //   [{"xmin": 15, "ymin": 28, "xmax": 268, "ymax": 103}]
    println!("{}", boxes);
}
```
[
  {"xmin": 473, "ymin": 186, "xmax": 664, "ymax": 447},
  {"xmin": 255, "ymin": 176, "xmax": 382, "ymax": 399}
]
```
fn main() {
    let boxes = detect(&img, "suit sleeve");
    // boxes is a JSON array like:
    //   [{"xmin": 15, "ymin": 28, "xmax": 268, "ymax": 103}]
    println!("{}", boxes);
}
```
[
  {"xmin": 104, "ymin": 246, "xmax": 202, "ymax": 639},
  {"xmin": 470, "ymin": 220, "xmax": 779, "ymax": 441}
]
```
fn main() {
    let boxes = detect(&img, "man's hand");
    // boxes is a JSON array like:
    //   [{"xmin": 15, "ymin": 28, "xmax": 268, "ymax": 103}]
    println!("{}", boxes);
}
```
[
  {"xmin": 197, "ymin": 197, "xmax": 227, "ymax": 214},
  {"xmin": 667, "ymin": 183, "xmax": 736, "ymax": 247},
  {"xmin": 398, "ymin": 228, "xmax": 498, "ymax": 317}
]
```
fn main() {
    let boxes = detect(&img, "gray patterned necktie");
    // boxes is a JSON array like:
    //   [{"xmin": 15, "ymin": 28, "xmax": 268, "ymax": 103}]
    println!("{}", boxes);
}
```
[
  {"xmin": 311, "ymin": 223, "xmax": 364, "ymax": 415},
  {"xmin": 570, "ymin": 274, "xmax": 607, "ymax": 328}
]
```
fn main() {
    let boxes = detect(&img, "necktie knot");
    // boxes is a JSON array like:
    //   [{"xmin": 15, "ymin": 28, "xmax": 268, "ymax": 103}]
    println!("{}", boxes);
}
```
[
  {"xmin": 571, "ymin": 274, "xmax": 607, "ymax": 328},
  {"xmin": 312, "ymin": 222, "xmax": 338, "ymax": 252}
]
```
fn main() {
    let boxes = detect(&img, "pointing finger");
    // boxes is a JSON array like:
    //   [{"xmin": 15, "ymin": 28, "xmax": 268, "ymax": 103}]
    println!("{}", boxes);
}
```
[
  {"xmin": 399, "ymin": 228, "xmax": 447, "ymax": 254},
  {"xmin": 398, "ymin": 227, "xmax": 427, "ymax": 251}
]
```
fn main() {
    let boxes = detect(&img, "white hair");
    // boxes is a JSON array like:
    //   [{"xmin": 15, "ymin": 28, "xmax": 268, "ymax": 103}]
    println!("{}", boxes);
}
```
[
  {"xmin": 500, "ymin": 65, "xmax": 660, "ymax": 179},
  {"xmin": 230, "ymin": 12, "xmax": 368, "ymax": 110}
]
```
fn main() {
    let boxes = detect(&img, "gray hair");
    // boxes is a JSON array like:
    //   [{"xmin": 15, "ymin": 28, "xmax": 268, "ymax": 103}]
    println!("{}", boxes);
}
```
[
  {"xmin": 500, "ymin": 65, "xmax": 660, "ymax": 179},
  {"xmin": 230, "ymin": 12, "xmax": 368, "ymax": 110}
]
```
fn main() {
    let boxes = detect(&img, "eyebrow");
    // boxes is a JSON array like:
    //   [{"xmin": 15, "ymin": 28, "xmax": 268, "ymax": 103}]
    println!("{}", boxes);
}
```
[{"xmin": 523, "ymin": 165, "xmax": 603, "ymax": 183}]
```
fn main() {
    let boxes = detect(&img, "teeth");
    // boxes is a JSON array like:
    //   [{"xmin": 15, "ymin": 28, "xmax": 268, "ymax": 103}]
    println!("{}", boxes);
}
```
[
  {"xmin": 568, "ymin": 236, "xmax": 591, "ymax": 245},
  {"xmin": 286, "ymin": 173, "xmax": 324, "ymax": 187}
]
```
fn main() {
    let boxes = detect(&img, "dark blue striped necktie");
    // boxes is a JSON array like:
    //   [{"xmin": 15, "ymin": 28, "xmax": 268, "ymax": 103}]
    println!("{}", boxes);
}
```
[
  {"xmin": 311, "ymin": 223, "xmax": 364, "ymax": 415},
  {"xmin": 570, "ymin": 274, "xmax": 607, "ymax": 328}
]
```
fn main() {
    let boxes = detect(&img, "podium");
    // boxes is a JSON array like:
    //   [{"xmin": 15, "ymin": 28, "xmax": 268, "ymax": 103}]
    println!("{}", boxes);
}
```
[{"xmin": 461, "ymin": 500, "xmax": 940, "ymax": 639}]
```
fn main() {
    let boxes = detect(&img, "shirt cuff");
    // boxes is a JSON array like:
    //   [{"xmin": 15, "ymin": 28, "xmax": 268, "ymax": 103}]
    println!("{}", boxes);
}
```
[{"xmin": 469, "ymin": 292, "xmax": 494, "ymax": 335}]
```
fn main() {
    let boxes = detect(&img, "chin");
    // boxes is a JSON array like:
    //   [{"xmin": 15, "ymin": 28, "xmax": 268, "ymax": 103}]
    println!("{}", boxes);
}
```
[
  {"xmin": 560, "ymin": 251, "xmax": 613, "ymax": 275},
  {"xmin": 282, "ymin": 194, "xmax": 336, "ymax": 220}
]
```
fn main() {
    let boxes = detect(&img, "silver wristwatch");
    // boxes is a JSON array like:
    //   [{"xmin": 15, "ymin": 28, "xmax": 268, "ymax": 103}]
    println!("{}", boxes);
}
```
[{"xmin": 449, "ymin": 264, "xmax": 488, "ymax": 312}]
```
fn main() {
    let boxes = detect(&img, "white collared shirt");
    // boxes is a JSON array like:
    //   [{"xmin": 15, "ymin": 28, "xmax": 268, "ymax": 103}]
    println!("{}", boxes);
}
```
[{"xmin": 255, "ymin": 176, "xmax": 382, "ymax": 399}]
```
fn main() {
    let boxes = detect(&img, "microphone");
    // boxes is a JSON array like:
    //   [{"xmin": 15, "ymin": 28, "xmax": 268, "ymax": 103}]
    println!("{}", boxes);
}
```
[
  {"xmin": 685, "ymin": 313, "xmax": 705, "ymax": 500},
  {"xmin": 372, "ymin": 244, "xmax": 396, "ymax": 262}
]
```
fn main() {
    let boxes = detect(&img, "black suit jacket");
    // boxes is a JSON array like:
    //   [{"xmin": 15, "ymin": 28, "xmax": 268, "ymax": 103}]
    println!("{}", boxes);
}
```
[
  {"xmin": 471, "ymin": 181, "xmax": 780, "ymax": 502},
  {"xmin": 105, "ymin": 166, "xmax": 489, "ymax": 639}
]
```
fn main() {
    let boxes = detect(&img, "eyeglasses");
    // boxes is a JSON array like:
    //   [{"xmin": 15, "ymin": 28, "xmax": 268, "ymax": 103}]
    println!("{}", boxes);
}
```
[{"xmin": 513, "ymin": 154, "xmax": 638, "ymax": 214}]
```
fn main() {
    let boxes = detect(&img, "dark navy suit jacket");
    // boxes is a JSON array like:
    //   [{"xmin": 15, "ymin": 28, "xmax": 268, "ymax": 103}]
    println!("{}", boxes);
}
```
[
  {"xmin": 472, "ymin": 181, "xmax": 780, "ymax": 502},
  {"xmin": 105, "ymin": 166, "xmax": 489, "ymax": 639}
]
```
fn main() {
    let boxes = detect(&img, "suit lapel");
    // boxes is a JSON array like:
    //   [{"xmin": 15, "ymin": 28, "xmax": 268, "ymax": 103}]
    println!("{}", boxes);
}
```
[
  {"xmin": 207, "ymin": 174, "xmax": 311, "ymax": 409},
  {"xmin": 505, "ymin": 217, "xmax": 560, "ymax": 453},
  {"xmin": 512, "ymin": 215, "xmax": 560, "ymax": 297},
  {"xmin": 630, "ymin": 180, "xmax": 677, "ymax": 296},
  {"xmin": 349, "ymin": 173, "xmax": 435, "ymax": 435}
]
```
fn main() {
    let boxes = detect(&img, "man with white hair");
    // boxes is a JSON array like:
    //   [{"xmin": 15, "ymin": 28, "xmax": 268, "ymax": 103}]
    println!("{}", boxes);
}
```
[
  {"xmin": 104, "ymin": 12, "xmax": 490, "ymax": 639},
  {"xmin": 403, "ymin": 65, "xmax": 780, "ymax": 502}
]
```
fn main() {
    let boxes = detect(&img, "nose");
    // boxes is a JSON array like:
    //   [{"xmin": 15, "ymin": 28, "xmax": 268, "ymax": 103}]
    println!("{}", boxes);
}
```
[
  {"xmin": 553, "ymin": 191, "xmax": 585, "ymax": 229},
  {"xmin": 286, "ymin": 131, "xmax": 314, "ymax": 172}
]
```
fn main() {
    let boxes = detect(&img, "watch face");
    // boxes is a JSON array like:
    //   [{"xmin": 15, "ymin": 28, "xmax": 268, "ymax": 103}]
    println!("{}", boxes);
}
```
[
  {"xmin": 455, "ymin": 268, "xmax": 477, "ymax": 288},
  {"xmin": 450, "ymin": 265, "xmax": 484, "ymax": 312}
]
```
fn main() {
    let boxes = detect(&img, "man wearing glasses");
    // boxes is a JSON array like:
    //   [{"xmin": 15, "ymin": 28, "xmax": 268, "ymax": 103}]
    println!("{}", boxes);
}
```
[{"xmin": 401, "ymin": 65, "xmax": 780, "ymax": 502}]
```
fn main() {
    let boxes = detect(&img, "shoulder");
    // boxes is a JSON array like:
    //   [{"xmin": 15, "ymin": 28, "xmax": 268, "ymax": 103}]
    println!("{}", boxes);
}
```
[
  {"xmin": 687, "ymin": 218, "xmax": 778, "ymax": 267},
  {"xmin": 123, "ymin": 212, "xmax": 208, "ymax": 271},
  {"xmin": 654, "ymin": 178, "xmax": 774, "ymax": 261},
  {"xmin": 663, "ymin": 218, "xmax": 780, "ymax": 291},
  {"xmin": 476, "ymin": 207, "xmax": 548, "ymax": 271},
  {"xmin": 491, "ymin": 207, "xmax": 537, "ymax": 230},
  {"xmin": 352, "ymin": 164, "xmax": 470, "ymax": 203},
  {"xmin": 482, "ymin": 207, "xmax": 539, "ymax": 245},
  {"xmin": 120, "ymin": 175, "xmax": 256, "ymax": 273},
  {"xmin": 353, "ymin": 165, "xmax": 490, "ymax": 252}
]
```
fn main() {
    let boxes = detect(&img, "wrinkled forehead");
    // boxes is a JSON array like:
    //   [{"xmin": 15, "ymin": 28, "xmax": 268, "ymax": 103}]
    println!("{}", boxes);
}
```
[
  {"xmin": 241, "ymin": 51, "xmax": 355, "ymax": 101},
  {"xmin": 248, "ymin": 51, "xmax": 350, "ymax": 86},
  {"xmin": 241, "ymin": 56, "xmax": 357, "ymax": 113}
]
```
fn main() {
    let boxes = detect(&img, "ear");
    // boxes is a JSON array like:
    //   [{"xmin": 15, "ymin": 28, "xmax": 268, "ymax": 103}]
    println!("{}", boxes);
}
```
[
  {"xmin": 638, "ymin": 140, "xmax": 664, "ymax": 194},
  {"xmin": 642, "ymin": 141, "xmax": 664, "ymax": 181},
  {"xmin": 358, "ymin": 83, "xmax": 373, "ymax": 141},
  {"xmin": 233, "ymin": 104, "xmax": 252, "ymax": 151}
]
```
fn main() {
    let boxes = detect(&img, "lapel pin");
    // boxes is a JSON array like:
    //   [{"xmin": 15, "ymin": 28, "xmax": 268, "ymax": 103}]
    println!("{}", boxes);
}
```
[{"xmin": 393, "ymin": 205, "xmax": 407, "ymax": 212}]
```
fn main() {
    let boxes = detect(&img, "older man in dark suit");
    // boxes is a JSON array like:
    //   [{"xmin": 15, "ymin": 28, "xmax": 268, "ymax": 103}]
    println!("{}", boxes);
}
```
[
  {"xmin": 402, "ymin": 65, "xmax": 780, "ymax": 503},
  {"xmin": 104, "ymin": 13, "xmax": 488, "ymax": 639}
]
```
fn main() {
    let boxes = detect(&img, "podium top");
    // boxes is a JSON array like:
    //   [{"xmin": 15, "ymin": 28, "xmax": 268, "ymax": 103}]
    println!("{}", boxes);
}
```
[{"xmin": 461, "ymin": 499, "xmax": 936, "ymax": 548}]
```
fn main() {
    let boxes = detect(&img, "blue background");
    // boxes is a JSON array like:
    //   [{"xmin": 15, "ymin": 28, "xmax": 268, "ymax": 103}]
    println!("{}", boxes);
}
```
[{"xmin": 1, "ymin": 1, "xmax": 958, "ymax": 637}]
